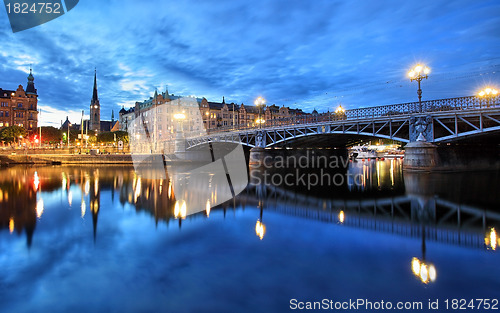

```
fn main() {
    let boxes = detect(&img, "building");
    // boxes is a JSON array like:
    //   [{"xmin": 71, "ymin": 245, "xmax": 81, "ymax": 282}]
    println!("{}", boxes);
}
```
[
  {"xmin": 89, "ymin": 69, "xmax": 101, "ymax": 133},
  {"xmin": 62, "ymin": 70, "xmax": 117, "ymax": 135},
  {"xmin": 0, "ymin": 69, "xmax": 38, "ymax": 133}
]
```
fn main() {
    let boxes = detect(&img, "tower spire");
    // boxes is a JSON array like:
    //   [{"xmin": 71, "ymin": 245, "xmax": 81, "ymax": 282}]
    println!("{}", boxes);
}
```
[{"xmin": 92, "ymin": 68, "xmax": 98, "ymax": 102}]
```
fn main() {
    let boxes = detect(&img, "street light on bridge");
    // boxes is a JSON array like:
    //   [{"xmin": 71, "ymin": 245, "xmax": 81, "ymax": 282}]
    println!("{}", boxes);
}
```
[
  {"xmin": 478, "ymin": 87, "xmax": 499, "ymax": 109},
  {"xmin": 254, "ymin": 96, "xmax": 265, "ymax": 129},
  {"xmin": 408, "ymin": 64, "xmax": 430, "ymax": 113}
]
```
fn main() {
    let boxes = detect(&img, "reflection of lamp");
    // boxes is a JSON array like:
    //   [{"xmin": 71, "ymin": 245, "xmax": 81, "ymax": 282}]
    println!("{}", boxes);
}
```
[
  {"xmin": 485, "ymin": 227, "xmax": 498, "ymax": 250},
  {"xmin": 411, "ymin": 257, "xmax": 437, "ymax": 284},
  {"xmin": 206, "ymin": 199, "xmax": 211, "ymax": 217},
  {"xmin": 255, "ymin": 220, "xmax": 266, "ymax": 240},
  {"xmin": 174, "ymin": 200, "xmax": 187, "ymax": 219},
  {"xmin": 338, "ymin": 210, "xmax": 345, "ymax": 224}
]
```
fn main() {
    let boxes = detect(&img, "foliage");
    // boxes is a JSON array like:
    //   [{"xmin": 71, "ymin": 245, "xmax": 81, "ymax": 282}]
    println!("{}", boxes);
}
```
[
  {"xmin": 0, "ymin": 126, "xmax": 27, "ymax": 144},
  {"xmin": 97, "ymin": 131, "xmax": 129, "ymax": 143},
  {"xmin": 40, "ymin": 126, "xmax": 62, "ymax": 143}
]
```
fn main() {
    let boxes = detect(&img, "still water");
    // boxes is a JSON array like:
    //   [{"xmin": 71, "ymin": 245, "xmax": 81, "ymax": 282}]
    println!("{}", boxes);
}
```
[{"xmin": 1, "ymin": 159, "xmax": 499, "ymax": 313}]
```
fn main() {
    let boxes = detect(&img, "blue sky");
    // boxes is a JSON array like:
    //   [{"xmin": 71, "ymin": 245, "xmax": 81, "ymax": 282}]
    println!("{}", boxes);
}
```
[{"xmin": 0, "ymin": 0, "xmax": 499, "ymax": 127}]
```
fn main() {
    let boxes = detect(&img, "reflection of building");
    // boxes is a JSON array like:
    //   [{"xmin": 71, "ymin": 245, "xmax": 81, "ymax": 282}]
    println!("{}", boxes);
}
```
[
  {"xmin": 0, "ymin": 168, "xmax": 38, "ymax": 247},
  {"xmin": 0, "ymin": 69, "xmax": 38, "ymax": 131}
]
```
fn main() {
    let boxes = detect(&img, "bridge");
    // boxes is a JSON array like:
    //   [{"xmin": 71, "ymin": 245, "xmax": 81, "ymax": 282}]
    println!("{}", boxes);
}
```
[{"xmin": 186, "ymin": 95, "xmax": 500, "ymax": 149}]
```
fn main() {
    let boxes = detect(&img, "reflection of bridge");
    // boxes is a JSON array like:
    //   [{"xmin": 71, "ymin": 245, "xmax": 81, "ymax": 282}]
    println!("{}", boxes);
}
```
[
  {"xmin": 236, "ymin": 183, "xmax": 500, "ymax": 249},
  {"xmin": 186, "ymin": 95, "xmax": 500, "ymax": 148}
]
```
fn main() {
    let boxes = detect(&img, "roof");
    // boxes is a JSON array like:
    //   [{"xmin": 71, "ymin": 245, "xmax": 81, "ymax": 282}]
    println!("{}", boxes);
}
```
[{"xmin": 0, "ymin": 88, "xmax": 15, "ymax": 98}]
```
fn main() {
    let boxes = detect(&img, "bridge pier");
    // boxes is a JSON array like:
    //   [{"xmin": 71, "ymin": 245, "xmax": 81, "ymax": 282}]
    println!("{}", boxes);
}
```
[
  {"xmin": 403, "ymin": 141, "xmax": 439, "ymax": 171},
  {"xmin": 404, "ymin": 115, "xmax": 439, "ymax": 171},
  {"xmin": 249, "ymin": 131, "xmax": 267, "ymax": 167}
]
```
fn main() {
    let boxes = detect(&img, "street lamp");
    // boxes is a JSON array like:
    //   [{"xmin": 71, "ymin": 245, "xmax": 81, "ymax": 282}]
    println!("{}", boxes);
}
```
[
  {"xmin": 254, "ymin": 96, "xmax": 265, "ymax": 129},
  {"xmin": 67, "ymin": 122, "xmax": 71, "ymax": 149},
  {"xmin": 478, "ymin": 87, "xmax": 499, "ymax": 109},
  {"xmin": 408, "ymin": 64, "xmax": 430, "ymax": 113}
]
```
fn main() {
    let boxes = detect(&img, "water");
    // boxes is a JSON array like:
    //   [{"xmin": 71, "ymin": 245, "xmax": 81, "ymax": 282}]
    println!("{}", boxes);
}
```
[{"xmin": 1, "ymin": 160, "xmax": 499, "ymax": 313}]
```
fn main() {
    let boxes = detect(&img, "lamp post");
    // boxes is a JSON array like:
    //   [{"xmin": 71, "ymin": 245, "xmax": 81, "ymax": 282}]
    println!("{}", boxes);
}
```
[
  {"xmin": 408, "ymin": 64, "xmax": 430, "ymax": 113},
  {"xmin": 254, "ymin": 96, "xmax": 265, "ymax": 129},
  {"xmin": 205, "ymin": 111, "xmax": 210, "ymax": 132},
  {"xmin": 478, "ymin": 87, "xmax": 499, "ymax": 109},
  {"xmin": 67, "ymin": 122, "xmax": 71, "ymax": 149}
]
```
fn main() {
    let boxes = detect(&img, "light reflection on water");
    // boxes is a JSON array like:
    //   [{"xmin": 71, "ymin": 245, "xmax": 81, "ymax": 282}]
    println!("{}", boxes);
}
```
[{"xmin": 0, "ymin": 163, "xmax": 499, "ymax": 313}]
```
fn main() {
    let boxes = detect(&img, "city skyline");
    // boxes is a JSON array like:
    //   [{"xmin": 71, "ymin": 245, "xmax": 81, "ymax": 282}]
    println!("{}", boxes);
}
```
[{"xmin": 0, "ymin": 0, "xmax": 499, "ymax": 127}]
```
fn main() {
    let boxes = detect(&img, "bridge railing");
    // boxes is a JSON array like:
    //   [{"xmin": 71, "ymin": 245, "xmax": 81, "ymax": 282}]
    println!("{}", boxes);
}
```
[
  {"xmin": 345, "ymin": 95, "xmax": 500, "ymax": 119},
  {"xmin": 203, "ymin": 95, "xmax": 499, "ymax": 135}
]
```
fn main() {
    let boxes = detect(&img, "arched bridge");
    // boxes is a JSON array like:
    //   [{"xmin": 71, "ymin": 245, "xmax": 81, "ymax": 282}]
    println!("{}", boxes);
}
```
[{"xmin": 186, "ymin": 95, "xmax": 500, "ymax": 148}]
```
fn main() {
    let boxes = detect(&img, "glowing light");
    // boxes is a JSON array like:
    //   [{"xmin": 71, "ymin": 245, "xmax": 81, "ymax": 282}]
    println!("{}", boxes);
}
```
[
  {"xmin": 206, "ymin": 199, "xmax": 211, "ymax": 217},
  {"xmin": 411, "ymin": 257, "xmax": 421, "ymax": 276},
  {"xmin": 254, "ymin": 96, "xmax": 265, "ymax": 106},
  {"xmin": 9, "ymin": 218, "xmax": 14, "ymax": 234},
  {"xmin": 485, "ymin": 227, "xmax": 497, "ymax": 250},
  {"xmin": 81, "ymin": 199, "xmax": 86, "ymax": 218},
  {"xmin": 174, "ymin": 200, "xmax": 187, "ymax": 219},
  {"xmin": 36, "ymin": 198, "xmax": 44, "ymax": 218},
  {"xmin": 335, "ymin": 105, "xmax": 345, "ymax": 114},
  {"xmin": 94, "ymin": 178, "xmax": 99, "ymax": 196},
  {"xmin": 84, "ymin": 178, "xmax": 90, "ymax": 195},
  {"xmin": 428, "ymin": 265, "xmax": 437, "ymax": 282},
  {"xmin": 33, "ymin": 171, "xmax": 40, "ymax": 191},
  {"xmin": 168, "ymin": 181, "xmax": 173, "ymax": 198},
  {"xmin": 255, "ymin": 220, "xmax": 266, "ymax": 240},
  {"xmin": 408, "ymin": 64, "xmax": 430, "ymax": 80},
  {"xmin": 134, "ymin": 177, "xmax": 142, "ymax": 203},
  {"xmin": 478, "ymin": 87, "xmax": 499, "ymax": 98},
  {"xmin": 174, "ymin": 113, "xmax": 186, "ymax": 120},
  {"xmin": 411, "ymin": 257, "xmax": 437, "ymax": 284},
  {"xmin": 68, "ymin": 190, "xmax": 72, "ymax": 206},
  {"xmin": 62, "ymin": 173, "xmax": 67, "ymax": 190},
  {"xmin": 338, "ymin": 210, "xmax": 345, "ymax": 224}
]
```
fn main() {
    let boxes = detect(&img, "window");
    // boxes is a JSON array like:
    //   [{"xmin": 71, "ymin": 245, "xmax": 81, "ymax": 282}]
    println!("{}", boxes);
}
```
[
  {"xmin": 0, "ymin": 123, "xmax": 3, "ymax": 127},
  {"xmin": 5, "ymin": 112, "xmax": 9, "ymax": 117},
  {"xmin": 5, "ymin": 123, "xmax": 8, "ymax": 127},
  {"xmin": 17, "ymin": 103, "xmax": 23, "ymax": 108},
  {"xmin": 0, "ymin": 111, "xmax": 3, "ymax": 117}
]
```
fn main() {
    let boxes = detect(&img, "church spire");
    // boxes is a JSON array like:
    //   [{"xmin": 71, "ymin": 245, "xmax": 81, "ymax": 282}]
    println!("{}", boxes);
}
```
[
  {"xmin": 26, "ymin": 66, "xmax": 37, "ymax": 94},
  {"xmin": 222, "ymin": 96, "xmax": 225, "ymax": 104},
  {"xmin": 92, "ymin": 68, "xmax": 98, "ymax": 103}
]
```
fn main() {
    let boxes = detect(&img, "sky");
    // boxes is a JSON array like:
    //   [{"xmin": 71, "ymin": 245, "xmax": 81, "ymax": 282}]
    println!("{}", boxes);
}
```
[{"xmin": 0, "ymin": 0, "xmax": 499, "ymax": 127}]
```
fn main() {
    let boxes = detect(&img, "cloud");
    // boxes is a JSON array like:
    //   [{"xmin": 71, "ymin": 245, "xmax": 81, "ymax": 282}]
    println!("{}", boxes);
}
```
[{"xmin": 0, "ymin": 0, "xmax": 498, "ymax": 124}]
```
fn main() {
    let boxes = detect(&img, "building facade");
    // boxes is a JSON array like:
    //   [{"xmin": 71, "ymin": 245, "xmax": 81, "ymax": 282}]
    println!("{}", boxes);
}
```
[{"xmin": 0, "ymin": 69, "xmax": 38, "ymax": 133}]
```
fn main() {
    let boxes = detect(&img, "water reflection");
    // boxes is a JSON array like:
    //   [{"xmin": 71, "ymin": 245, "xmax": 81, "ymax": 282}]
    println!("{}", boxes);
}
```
[{"xmin": 0, "ymin": 161, "xmax": 499, "ymax": 312}]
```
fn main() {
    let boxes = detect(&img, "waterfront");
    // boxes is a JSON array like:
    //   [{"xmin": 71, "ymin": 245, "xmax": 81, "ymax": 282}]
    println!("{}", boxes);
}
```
[{"xmin": 1, "ymin": 160, "xmax": 500, "ymax": 313}]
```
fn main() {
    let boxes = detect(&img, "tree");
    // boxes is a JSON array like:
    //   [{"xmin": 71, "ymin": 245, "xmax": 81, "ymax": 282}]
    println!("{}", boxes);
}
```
[
  {"xmin": 40, "ymin": 126, "xmax": 62, "ymax": 143},
  {"xmin": 97, "ymin": 131, "xmax": 129, "ymax": 143},
  {"xmin": 0, "ymin": 126, "xmax": 27, "ymax": 144}
]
